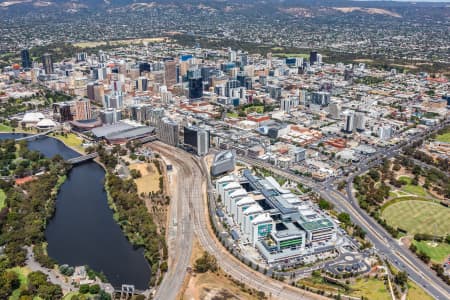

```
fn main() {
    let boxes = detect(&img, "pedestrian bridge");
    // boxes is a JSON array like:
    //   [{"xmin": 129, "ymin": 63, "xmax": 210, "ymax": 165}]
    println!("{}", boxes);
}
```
[
  {"xmin": 66, "ymin": 152, "xmax": 98, "ymax": 165},
  {"xmin": 15, "ymin": 129, "xmax": 56, "ymax": 141}
]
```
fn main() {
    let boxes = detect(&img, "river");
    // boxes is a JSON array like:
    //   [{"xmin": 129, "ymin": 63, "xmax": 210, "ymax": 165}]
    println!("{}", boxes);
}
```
[{"xmin": 0, "ymin": 133, "xmax": 151, "ymax": 289}]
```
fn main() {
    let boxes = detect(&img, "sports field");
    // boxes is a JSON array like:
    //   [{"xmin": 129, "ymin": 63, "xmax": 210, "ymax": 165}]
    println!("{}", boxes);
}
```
[{"xmin": 382, "ymin": 199, "xmax": 450, "ymax": 236}]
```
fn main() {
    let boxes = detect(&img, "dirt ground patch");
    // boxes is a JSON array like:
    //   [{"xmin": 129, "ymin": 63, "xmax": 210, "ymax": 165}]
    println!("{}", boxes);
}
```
[
  {"xmin": 182, "ymin": 239, "xmax": 262, "ymax": 300},
  {"xmin": 130, "ymin": 162, "xmax": 161, "ymax": 195}
]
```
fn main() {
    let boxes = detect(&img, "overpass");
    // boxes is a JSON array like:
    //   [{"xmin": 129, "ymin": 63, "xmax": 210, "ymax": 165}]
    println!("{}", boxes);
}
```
[{"xmin": 66, "ymin": 152, "xmax": 98, "ymax": 165}]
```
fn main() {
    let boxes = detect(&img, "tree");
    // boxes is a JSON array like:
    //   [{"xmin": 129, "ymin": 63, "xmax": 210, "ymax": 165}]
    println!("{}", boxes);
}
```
[
  {"xmin": 318, "ymin": 198, "xmax": 333, "ymax": 210},
  {"xmin": 394, "ymin": 271, "xmax": 408, "ymax": 286},
  {"xmin": 79, "ymin": 284, "xmax": 90, "ymax": 294},
  {"xmin": 194, "ymin": 252, "xmax": 218, "ymax": 273},
  {"xmin": 338, "ymin": 213, "xmax": 351, "ymax": 226},
  {"xmin": 89, "ymin": 284, "xmax": 100, "ymax": 294},
  {"xmin": 368, "ymin": 170, "xmax": 380, "ymax": 182}
]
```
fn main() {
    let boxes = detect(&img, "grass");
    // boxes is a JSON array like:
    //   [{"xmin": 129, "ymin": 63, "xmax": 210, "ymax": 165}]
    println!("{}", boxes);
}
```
[
  {"xmin": 298, "ymin": 276, "xmax": 346, "ymax": 294},
  {"xmin": 244, "ymin": 105, "xmax": 264, "ymax": 114},
  {"xmin": 226, "ymin": 112, "xmax": 239, "ymax": 118},
  {"xmin": 0, "ymin": 189, "xmax": 5, "ymax": 209},
  {"xmin": 382, "ymin": 199, "xmax": 450, "ymax": 236},
  {"xmin": 8, "ymin": 266, "xmax": 31, "ymax": 300},
  {"xmin": 435, "ymin": 132, "xmax": 450, "ymax": 143},
  {"xmin": 273, "ymin": 53, "xmax": 309, "ymax": 58},
  {"xmin": 349, "ymin": 277, "xmax": 390, "ymax": 300},
  {"xmin": 0, "ymin": 123, "xmax": 13, "ymax": 132},
  {"xmin": 406, "ymin": 280, "xmax": 434, "ymax": 300},
  {"xmin": 412, "ymin": 240, "xmax": 450, "ymax": 264},
  {"xmin": 52, "ymin": 133, "xmax": 85, "ymax": 154},
  {"xmin": 402, "ymin": 184, "xmax": 428, "ymax": 197}
]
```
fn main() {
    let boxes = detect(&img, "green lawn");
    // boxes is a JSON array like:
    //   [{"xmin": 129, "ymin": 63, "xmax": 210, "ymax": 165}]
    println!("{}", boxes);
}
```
[
  {"xmin": 382, "ymin": 199, "xmax": 450, "ymax": 236},
  {"xmin": 8, "ymin": 266, "xmax": 31, "ymax": 300},
  {"xmin": 349, "ymin": 277, "xmax": 390, "ymax": 300},
  {"xmin": 0, "ymin": 123, "xmax": 13, "ymax": 132},
  {"xmin": 435, "ymin": 132, "xmax": 450, "ymax": 143},
  {"xmin": 226, "ymin": 112, "xmax": 239, "ymax": 118},
  {"xmin": 412, "ymin": 240, "xmax": 450, "ymax": 264},
  {"xmin": 402, "ymin": 184, "xmax": 428, "ymax": 197},
  {"xmin": 244, "ymin": 105, "xmax": 264, "ymax": 114},
  {"xmin": 52, "ymin": 133, "xmax": 85, "ymax": 154}
]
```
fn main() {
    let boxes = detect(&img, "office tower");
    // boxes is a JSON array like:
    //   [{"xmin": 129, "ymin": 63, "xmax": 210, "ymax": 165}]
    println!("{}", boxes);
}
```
[
  {"xmin": 75, "ymin": 99, "xmax": 92, "ymax": 120},
  {"xmin": 93, "ymin": 83, "xmax": 104, "ymax": 104},
  {"xmin": 378, "ymin": 126, "xmax": 393, "ymax": 140},
  {"xmin": 309, "ymin": 51, "xmax": 318, "ymax": 65},
  {"xmin": 164, "ymin": 60, "xmax": 177, "ymax": 87},
  {"xmin": 188, "ymin": 75, "xmax": 203, "ymax": 100},
  {"xmin": 268, "ymin": 85, "xmax": 282, "ymax": 100},
  {"xmin": 100, "ymin": 109, "xmax": 121, "ymax": 125},
  {"xmin": 136, "ymin": 77, "xmax": 148, "ymax": 91},
  {"xmin": 52, "ymin": 103, "xmax": 73, "ymax": 122},
  {"xmin": 21, "ymin": 49, "xmax": 32, "ymax": 69},
  {"xmin": 139, "ymin": 62, "xmax": 151, "ymax": 74},
  {"xmin": 228, "ymin": 48, "xmax": 237, "ymax": 62},
  {"xmin": 76, "ymin": 52, "xmax": 87, "ymax": 62},
  {"xmin": 161, "ymin": 90, "xmax": 173, "ymax": 104},
  {"xmin": 344, "ymin": 69, "xmax": 353, "ymax": 81},
  {"xmin": 41, "ymin": 53, "xmax": 54, "ymax": 74},
  {"xmin": 329, "ymin": 101, "xmax": 341, "ymax": 119},
  {"xmin": 343, "ymin": 111, "xmax": 355, "ymax": 133},
  {"xmin": 311, "ymin": 91, "xmax": 330, "ymax": 107},
  {"xmin": 225, "ymin": 79, "xmax": 240, "ymax": 97},
  {"xmin": 158, "ymin": 117, "xmax": 179, "ymax": 146},
  {"xmin": 317, "ymin": 54, "xmax": 323, "ymax": 65},
  {"xmin": 240, "ymin": 53, "xmax": 248, "ymax": 66},
  {"xmin": 266, "ymin": 52, "xmax": 272, "ymax": 68},
  {"xmin": 354, "ymin": 112, "xmax": 366, "ymax": 132},
  {"xmin": 183, "ymin": 126, "xmax": 210, "ymax": 156},
  {"xmin": 87, "ymin": 83, "xmax": 95, "ymax": 100},
  {"xmin": 98, "ymin": 50, "xmax": 106, "ymax": 63},
  {"xmin": 281, "ymin": 98, "xmax": 293, "ymax": 113},
  {"xmin": 104, "ymin": 93, "xmax": 123, "ymax": 109}
]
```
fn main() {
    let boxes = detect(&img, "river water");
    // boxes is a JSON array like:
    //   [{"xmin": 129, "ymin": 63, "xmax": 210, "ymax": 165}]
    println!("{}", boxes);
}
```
[{"xmin": 0, "ymin": 133, "xmax": 151, "ymax": 289}]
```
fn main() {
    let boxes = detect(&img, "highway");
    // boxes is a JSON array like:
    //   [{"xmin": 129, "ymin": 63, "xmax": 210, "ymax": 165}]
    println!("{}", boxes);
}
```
[
  {"xmin": 149, "ymin": 142, "xmax": 195, "ymax": 300},
  {"xmin": 151, "ymin": 143, "xmax": 327, "ymax": 300}
]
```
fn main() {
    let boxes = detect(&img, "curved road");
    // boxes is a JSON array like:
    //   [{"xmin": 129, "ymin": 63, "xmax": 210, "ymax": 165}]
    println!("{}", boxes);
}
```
[{"xmin": 151, "ymin": 143, "xmax": 326, "ymax": 300}]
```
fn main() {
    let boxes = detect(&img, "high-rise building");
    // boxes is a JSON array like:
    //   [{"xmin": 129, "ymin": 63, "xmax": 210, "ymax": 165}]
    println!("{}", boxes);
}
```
[
  {"xmin": 211, "ymin": 150, "xmax": 236, "ymax": 177},
  {"xmin": 136, "ymin": 77, "xmax": 148, "ymax": 92},
  {"xmin": 41, "ymin": 53, "xmax": 53, "ymax": 74},
  {"xmin": 378, "ymin": 126, "xmax": 393, "ymax": 140},
  {"xmin": 354, "ymin": 112, "xmax": 366, "ymax": 132},
  {"xmin": 309, "ymin": 51, "xmax": 318, "ymax": 65},
  {"xmin": 317, "ymin": 54, "xmax": 323, "ymax": 65},
  {"xmin": 164, "ymin": 60, "xmax": 177, "ymax": 87},
  {"xmin": 343, "ymin": 111, "xmax": 355, "ymax": 133},
  {"xmin": 329, "ymin": 101, "xmax": 341, "ymax": 119},
  {"xmin": 75, "ymin": 99, "xmax": 92, "ymax": 120},
  {"xmin": 21, "ymin": 49, "xmax": 32, "ymax": 69},
  {"xmin": 183, "ymin": 126, "xmax": 210, "ymax": 156},
  {"xmin": 52, "ymin": 103, "xmax": 73, "ymax": 122},
  {"xmin": 188, "ymin": 76, "xmax": 203, "ymax": 99},
  {"xmin": 158, "ymin": 117, "xmax": 179, "ymax": 146},
  {"xmin": 311, "ymin": 91, "xmax": 330, "ymax": 107},
  {"xmin": 100, "ymin": 109, "xmax": 121, "ymax": 125}
]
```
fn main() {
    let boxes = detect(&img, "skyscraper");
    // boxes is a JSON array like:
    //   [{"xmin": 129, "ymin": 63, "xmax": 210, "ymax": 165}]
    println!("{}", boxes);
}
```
[
  {"xmin": 75, "ymin": 99, "xmax": 92, "ymax": 121},
  {"xmin": 354, "ymin": 112, "xmax": 366, "ymax": 132},
  {"xmin": 309, "ymin": 51, "xmax": 318, "ymax": 65},
  {"xmin": 21, "ymin": 49, "xmax": 32, "ymax": 69},
  {"xmin": 188, "ymin": 76, "xmax": 203, "ymax": 99},
  {"xmin": 41, "ymin": 53, "xmax": 54, "ymax": 74},
  {"xmin": 343, "ymin": 111, "xmax": 355, "ymax": 133},
  {"xmin": 329, "ymin": 101, "xmax": 341, "ymax": 119},
  {"xmin": 164, "ymin": 60, "xmax": 177, "ymax": 87},
  {"xmin": 158, "ymin": 117, "xmax": 179, "ymax": 146},
  {"xmin": 183, "ymin": 126, "xmax": 210, "ymax": 156}
]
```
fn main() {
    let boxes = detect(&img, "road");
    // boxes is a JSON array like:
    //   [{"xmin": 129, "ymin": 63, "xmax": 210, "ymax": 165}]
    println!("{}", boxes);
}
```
[
  {"xmin": 149, "ymin": 142, "xmax": 195, "ymax": 300},
  {"xmin": 151, "ymin": 143, "xmax": 327, "ymax": 300},
  {"xmin": 237, "ymin": 136, "xmax": 450, "ymax": 299}
]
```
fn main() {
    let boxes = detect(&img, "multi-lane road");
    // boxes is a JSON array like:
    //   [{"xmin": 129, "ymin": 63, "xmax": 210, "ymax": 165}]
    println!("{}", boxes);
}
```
[{"xmin": 151, "ymin": 142, "xmax": 327, "ymax": 300}]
